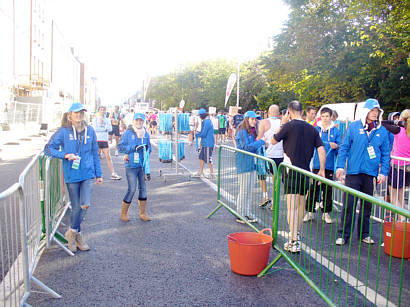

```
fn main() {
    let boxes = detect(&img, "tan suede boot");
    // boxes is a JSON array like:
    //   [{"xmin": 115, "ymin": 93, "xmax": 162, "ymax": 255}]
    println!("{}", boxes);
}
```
[
  {"xmin": 120, "ymin": 201, "xmax": 131, "ymax": 222},
  {"xmin": 138, "ymin": 200, "xmax": 151, "ymax": 221},
  {"xmin": 65, "ymin": 228, "xmax": 77, "ymax": 253},
  {"xmin": 75, "ymin": 232, "xmax": 90, "ymax": 251}
]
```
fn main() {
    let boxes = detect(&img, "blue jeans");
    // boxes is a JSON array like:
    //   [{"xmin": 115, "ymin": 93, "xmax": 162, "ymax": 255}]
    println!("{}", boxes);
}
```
[
  {"xmin": 66, "ymin": 179, "xmax": 93, "ymax": 232},
  {"xmin": 124, "ymin": 167, "xmax": 147, "ymax": 203}
]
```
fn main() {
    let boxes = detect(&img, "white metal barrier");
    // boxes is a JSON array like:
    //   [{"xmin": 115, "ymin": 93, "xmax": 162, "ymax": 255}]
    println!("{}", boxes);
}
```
[
  {"xmin": 18, "ymin": 154, "xmax": 61, "ymax": 303},
  {"xmin": 44, "ymin": 157, "xmax": 73, "ymax": 256},
  {"xmin": 0, "ymin": 183, "xmax": 30, "ymax": 306}
]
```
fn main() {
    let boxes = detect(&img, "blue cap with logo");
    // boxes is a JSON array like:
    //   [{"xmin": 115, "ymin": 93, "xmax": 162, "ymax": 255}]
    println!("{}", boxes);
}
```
[
  {"xmin": 133, "ymin": 113, "xmax": 146, "ymax": 121},
  {"xmin": 244, "ymin": 111, "xmax": 258, "ymax": 118},
  {"xmin": 198, "ymin": 108, "xmax": 206, "ymax": 115},
  {"xmin": 364, "ymin": 98, "xmax": 381, "ymax": 111},
  {"xmin": 68, "ymin": 102, "xmax": 87, "ymax": 113}
]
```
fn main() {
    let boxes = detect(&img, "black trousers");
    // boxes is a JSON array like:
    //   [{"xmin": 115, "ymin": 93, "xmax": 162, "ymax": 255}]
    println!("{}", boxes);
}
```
[
  {"xmin": 306, "ymin": 169, "xmax": 334, "ymax": 213},
  {"xmin": 337, "ymin": 174, "xmax": 374, "ymax": 240}
]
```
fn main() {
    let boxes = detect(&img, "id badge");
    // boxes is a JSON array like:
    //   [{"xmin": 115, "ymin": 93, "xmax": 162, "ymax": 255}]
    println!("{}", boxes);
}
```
[
  {"xmin": 134, "ymin": 152, "xmax": 140, "ymax": 164},
  {"xmin": 367, "ymin": 146, "xmax": 376, "ymax": 159},
  {"xmin": 72, "ymin": 156, "xmax": 81, "ymax": 169}
]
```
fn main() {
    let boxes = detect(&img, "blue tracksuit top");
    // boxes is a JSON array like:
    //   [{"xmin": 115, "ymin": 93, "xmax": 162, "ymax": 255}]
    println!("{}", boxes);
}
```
[
  {"xmin": 44, "ymin": 125, "xmax": 102, "ymax": 183},
  {"xmin": 235, "ymin": 129, "xmax": 265, "ymax": 174},
  {"xmin": 336, "ymin": 120, "xmax": 390, "ymax": 177},
  {"xmin": 196, "ymin": 118, "xmax": 215, "ymax": 147},
  {"xmin": 312, "ymin": 123, "xmax": 341, "ymax": 171},
  {"xmin": 118, "ymin": 128, "xmax": 151, "ymax": 169}
]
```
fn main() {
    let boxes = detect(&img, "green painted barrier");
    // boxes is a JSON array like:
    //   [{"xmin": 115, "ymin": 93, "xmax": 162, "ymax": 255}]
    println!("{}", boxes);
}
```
[
  {"xmin": 207, "ymin": 145, "xmax": 278, "ymax": 237},
  {"xmin": 259, "ymin": 163, "xmax": 409, "ymax": 307},
  {"xmin": 213, "ymin": 146, "xmax": 409, "ymax": 306}
]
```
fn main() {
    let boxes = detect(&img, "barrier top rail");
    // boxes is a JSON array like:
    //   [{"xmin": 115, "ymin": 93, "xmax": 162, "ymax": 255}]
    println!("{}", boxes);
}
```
[
  {"xmin": 277, "ymin": 163, "xmax": 410, "ymax": 219},
  {"xmin": 218, "ymin": 145, "xmax": 279, "ymax": 165}
]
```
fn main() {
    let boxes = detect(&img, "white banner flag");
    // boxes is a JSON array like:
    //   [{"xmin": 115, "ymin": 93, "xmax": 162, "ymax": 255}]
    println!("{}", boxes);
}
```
[
  {"xmin": 225, "ymin": 73, "xmax": 237, "ymax": 107},
  {"xmin": 143, "ymin": 74, "xmax": 151, "ymax": 102}
]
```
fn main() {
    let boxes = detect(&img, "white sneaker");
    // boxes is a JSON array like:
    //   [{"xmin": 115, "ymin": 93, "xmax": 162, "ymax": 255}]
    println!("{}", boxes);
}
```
[
  {"xmin": 335, "ymin": 237, "xmax": 345, "ymax": 246},
  {"xmin": 115, "ymin": 150, "xmax": 118, "ymax": 156},
  {"xmin": 110, "ymin": 173, "xmax": 122, "ymax": 180},
  {"xmin": 322, "ymin": 213, "xmax": 332, "ymax": 224},
  {"xmin": 303, "ymin": 212, "xmax": 314, "ymax": 222},
  {"xmin": 284, "ymin": 240, "xmax": 300, "ymax": 253},
  {"xmin": 191, "ymin": 172, "xmax": 203, "ymax": 178},
  {"xmin": 362, "ymin": 236, "xmax": 375, "ymax": 244}
]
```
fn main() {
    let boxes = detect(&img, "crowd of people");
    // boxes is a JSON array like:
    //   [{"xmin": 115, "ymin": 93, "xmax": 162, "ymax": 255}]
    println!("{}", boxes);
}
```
[{"xmin": 43, "ymin": 100, "xmax": 409, "ymax": 255}]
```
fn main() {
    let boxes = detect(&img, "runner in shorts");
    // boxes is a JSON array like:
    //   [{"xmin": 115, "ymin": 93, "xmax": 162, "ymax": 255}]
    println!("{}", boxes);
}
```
[
  {"xmin": 109, "ymin": 105, "xmax": 122, "ymax": 156},
  {"xmin": 271, "ymin": 101, "xmax": 325, "ymax": 253}
]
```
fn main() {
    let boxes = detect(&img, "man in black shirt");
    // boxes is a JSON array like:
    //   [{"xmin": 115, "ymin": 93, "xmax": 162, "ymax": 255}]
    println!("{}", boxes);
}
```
[{"xmin": 271, "ymin": 100, "xmax": 326, "ymax": 253}]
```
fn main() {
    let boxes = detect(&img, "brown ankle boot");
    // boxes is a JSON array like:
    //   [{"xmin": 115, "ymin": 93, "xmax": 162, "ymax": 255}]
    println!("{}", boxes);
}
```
[
  {"xmin": 75, "ymin": 232, "xmax": 90, "ymax": 251},
  {"xmin": 138, "ymin": 200, "xmax": 151, "ymax": 221},
  {"xmin": 65, "ymin": 228, "xmax": 77, "ymax": 253},
  {"xmin": 120, "ymin": 201, "xmax": 131, "ymax": 222}
]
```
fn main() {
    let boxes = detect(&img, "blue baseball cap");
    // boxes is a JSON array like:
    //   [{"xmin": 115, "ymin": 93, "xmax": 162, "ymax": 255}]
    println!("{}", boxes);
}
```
[
  {"xmin": 198, "ymin": 108, "xmax": 206, "ymax": 115},
  {"xmin": 363, "ymin": 98, "xmax": 381, "ymax": 111},
  {"xmin": 133, "ymin": 113, "xmax": 146, "ymax": 121},
  {"xmin": 244, "ymin": 111, "xmax": 258, "ymax": 118},
  {"xmin": 68, "ymin": 102, "xmax": 87, "ymax": 113}
]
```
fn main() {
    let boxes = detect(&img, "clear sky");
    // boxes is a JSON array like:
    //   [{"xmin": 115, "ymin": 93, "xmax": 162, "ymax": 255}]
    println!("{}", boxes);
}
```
[{"xmin": 49, "ymin": 0, "xmax": 290, "ymax": 104}]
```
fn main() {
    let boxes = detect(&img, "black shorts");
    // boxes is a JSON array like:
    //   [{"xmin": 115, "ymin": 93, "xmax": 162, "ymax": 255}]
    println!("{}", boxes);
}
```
[
  {"xmin": 388, "ymin": 166, "xmax": 410, "ymax": 189},
  {"xmin": 218, "ymin": 128, "xmax": 226, "ymax": 134},
  {"xmin": 150, "ymin": 121, "xmax": 157, "ymax": 127},
  {"xmin": 98, "ymin": 141, "xmax": 109, "ymax": 149},
  {"xmin": 199, "ymin": 147, "xmax": 213, "ymax": 164},
  {"xmin": 109, "ymin": 125, "xmax": 120, "ymax": 136},
  {"xmin": 282, "ymin": 169, "xmax": 308, "ymax": 195}
]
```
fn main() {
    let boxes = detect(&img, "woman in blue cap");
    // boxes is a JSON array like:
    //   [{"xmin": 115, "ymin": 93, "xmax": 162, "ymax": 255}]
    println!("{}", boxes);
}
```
[
  {"xmin": 235, "ymin": 111, "xmax": 267, "ymax": 223},
  {"xmin": 44, "ymin": 102, "xmax": 102, "ymax": 253},
  {"xmin": 118, "ymin": 113, "xmax": 152, "ymax": 222}
]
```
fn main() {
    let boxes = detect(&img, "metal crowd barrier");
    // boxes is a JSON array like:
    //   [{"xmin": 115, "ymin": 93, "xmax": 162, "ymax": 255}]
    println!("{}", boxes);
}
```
[
  {"xmin": 207, "ymin": 145, "xmax": 277, "ymax": 231},
  {"xmin": 19, "ymin": 154, "xmax": 61, "ymax": 302},
  {"xmin": 44, "ymin": 156, "xmax": 73, "ymax": 256},
  {"xmin": 258, "ymin": 163, "xmax": 409, "ymax": 307},
  {"xmin": 0, "ymin": 183, "xmax": 30, "ymax": 306}
]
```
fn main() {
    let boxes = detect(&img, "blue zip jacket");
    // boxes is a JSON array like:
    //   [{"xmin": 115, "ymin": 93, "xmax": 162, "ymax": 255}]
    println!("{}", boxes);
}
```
[
  {"xmin": 44, "ymin": 126, "xmax": 102, "ymax": 183},
  {"xmin": 235, "ymin": 129, "xmax": 265, "ymax": 174},
  {"xmin": 312, "ymin": 122, "xmax": 341, "ymax": 171},
  {"xmin": 336, "ymin": 120, "xmax": 390, "ymax": 177},
  {"xmin": 196, "ymin": 118, "xmax": 215, "ymax": 147},
  {"xmin": 118, "ymin": 128, "xmax": 151, "ymax": 168}
]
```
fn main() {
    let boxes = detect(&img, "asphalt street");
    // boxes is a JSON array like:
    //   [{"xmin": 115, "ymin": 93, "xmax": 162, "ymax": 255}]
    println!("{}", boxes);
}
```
[{"xmin": 26, "ymin": 137, "xmax": 328, "ymax": 307}]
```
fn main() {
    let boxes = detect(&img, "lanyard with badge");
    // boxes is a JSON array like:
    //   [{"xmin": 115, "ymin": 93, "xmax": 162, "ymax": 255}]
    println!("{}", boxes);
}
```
[
  {"xmin": 72, "ymin": 126, "xmax": 85, "ymax": 169},
  {"xmin": 362, "ymin": 123, "xmax": 376, "ymax": 159},
  {"xmin": 134, "ymin": 129, "xmax": 145, "ymax": 164}
]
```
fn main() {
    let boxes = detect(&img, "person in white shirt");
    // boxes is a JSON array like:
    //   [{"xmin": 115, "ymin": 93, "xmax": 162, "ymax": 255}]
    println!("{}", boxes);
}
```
[{"xmin": 257, "ymin": 105, "xmax": 284, "ymax": 208}]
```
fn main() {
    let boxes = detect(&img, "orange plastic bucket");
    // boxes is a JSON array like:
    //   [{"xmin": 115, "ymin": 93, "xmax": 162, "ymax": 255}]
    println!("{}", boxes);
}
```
[
  {"xmin": 383, "ymin": 218, "xmax": 410, "ymax": 259},
  {"xmin": 227, "ymin": 228, "xmax": 273, "ymax": 276}
]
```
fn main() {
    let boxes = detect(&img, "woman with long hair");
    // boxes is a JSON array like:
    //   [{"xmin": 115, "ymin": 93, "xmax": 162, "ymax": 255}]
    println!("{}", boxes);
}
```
[
  {"xmin": 44, "ymin": 102, "xmax": 102, "ymax": 253},
  {"xmin": 235, "ymin": 111, "xmax": 267, "ymax": 224},
  {"xmin": 389, "ymin": 109, "xmax": 410, "ymax": 220}
]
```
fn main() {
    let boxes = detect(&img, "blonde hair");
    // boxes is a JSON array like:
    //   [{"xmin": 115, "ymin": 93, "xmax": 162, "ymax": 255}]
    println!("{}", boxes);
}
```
[{"xmin": 400, "ymin": 109, "xmax": 410, "ymax": 137}]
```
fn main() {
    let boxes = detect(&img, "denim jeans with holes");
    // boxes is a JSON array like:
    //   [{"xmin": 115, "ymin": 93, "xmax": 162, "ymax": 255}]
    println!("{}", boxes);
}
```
[
  {"xmin": 124, "ymin": 167, "xmax": 147, "ymax": 203},
  {"xmin": 66, "ymin": 179, "xmax": 93, "ymax": 232}
]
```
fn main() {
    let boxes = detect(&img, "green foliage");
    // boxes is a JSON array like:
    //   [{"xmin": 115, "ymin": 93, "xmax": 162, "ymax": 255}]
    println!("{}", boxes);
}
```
[{"xmin": 146, "ymin": 0, "xmax": 409, "ymax": 113}]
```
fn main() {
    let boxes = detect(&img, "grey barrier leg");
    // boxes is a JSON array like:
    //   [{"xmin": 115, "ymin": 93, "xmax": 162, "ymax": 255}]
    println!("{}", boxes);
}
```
[{"xmin": 31, "ymin": 276, "xmax": 62, "ymax": 299}]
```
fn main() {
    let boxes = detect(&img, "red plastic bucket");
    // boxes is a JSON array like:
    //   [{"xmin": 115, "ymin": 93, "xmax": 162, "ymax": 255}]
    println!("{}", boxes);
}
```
[
  {"xmin": 383, "ymin": 218, "xmax": 410, "ymax": 259},
  {"xmin": 227, "ymin": 228, "xmax": 273, "ymax": 276}
]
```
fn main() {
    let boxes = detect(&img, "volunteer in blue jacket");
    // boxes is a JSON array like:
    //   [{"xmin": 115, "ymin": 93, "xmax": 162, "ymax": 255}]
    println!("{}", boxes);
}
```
[
  {"xmin": 118, "ymin": 113, "xmax": 152, "ymax": 222},
  {"xmin": 192, "ymin": 109, "xmax": 215, "ymax": 179},
  {"xmin": 44, "ymin": 102, "xmax": 102, "ymax": 253},
  {"xmin": 335, "ymin": 99, "xmax": 390, "ymax": 245},
  {"xmin": 235, "ymin": 111, "xmax": 267, "ymax": 223},
  {"xmin": 305, "ymin": 107, "xmax": 341, "ymax": 224}
]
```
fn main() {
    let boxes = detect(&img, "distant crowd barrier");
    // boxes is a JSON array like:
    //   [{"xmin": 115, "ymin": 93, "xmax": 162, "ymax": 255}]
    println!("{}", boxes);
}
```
[
  {"xmin": 0, "ymin": 153, "xmax": 69, "ymax": 305},
  {"xmin": 211, "ymin": 146, "xmax": 409, "ymax": 307}
]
